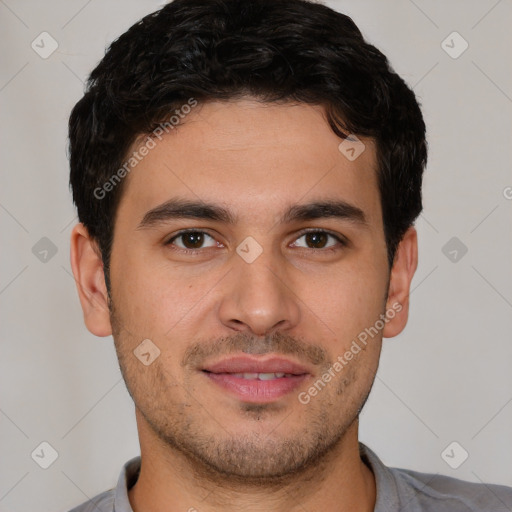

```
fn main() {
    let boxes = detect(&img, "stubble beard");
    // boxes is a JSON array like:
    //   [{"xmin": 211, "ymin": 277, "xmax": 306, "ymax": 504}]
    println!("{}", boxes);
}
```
[{"xmin": 109, "ymin": 298, "xmax": 378, "ymax": 485}]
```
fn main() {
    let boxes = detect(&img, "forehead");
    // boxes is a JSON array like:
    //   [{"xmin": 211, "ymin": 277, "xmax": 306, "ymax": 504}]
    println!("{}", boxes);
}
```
[{"xmin": 116, "ymin": 99, "xmax": 381, "ymax": 228}]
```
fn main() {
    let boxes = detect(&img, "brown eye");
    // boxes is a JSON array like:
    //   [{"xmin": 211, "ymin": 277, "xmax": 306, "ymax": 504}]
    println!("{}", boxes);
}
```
[
  {"xmin": 180, "ymin": 232, "xmax": 205, "ymax": 249},
  {"xmin": 291, "ymin": 230, "xmax": 345, "ymax": 250},
  {"xmin": 167, "ymin": 231, "xmax": 217, "ymax": 251},
  {"xmin": 305, "ymin": 232, "xmax": 328, "ymax": 248}
]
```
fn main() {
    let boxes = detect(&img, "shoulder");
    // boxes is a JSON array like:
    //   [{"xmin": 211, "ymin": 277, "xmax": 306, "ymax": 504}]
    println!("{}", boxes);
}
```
[
  {"xmin": 66, "ymin": 488, "xmax": 115, "ymax": 512},
  {"xmin": 391, "ymin": 464, "xmax": 512, "ymax": 511},
  {"xmin": 360, "ymin": 443, "xmax": 512, "ymax": 512}
]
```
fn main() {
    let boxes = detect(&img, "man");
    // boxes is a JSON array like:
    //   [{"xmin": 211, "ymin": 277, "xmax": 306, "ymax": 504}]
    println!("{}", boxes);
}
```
[{"xmin": 67, "ymin": 0, "xmax": 512, "ymax": 511}]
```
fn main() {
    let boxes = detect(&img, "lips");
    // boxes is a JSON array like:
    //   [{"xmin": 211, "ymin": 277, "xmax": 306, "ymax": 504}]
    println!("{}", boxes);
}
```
[
  {"xmin": 227, "ymin": 372, "xmax": 291, "ymax": 380},
  {"xmin": 202, "ymin": 355, "xmax": 310, "ymax": 375},
  {"xmin": 201, "ymin": 355, "xmax": 310, "ymax": 403}
]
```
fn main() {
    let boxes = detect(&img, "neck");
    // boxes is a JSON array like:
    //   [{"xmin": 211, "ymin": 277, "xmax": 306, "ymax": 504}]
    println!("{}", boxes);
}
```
[{"xmin": 128, "ymin": 411, "xmax": 375, "ymax": 512}]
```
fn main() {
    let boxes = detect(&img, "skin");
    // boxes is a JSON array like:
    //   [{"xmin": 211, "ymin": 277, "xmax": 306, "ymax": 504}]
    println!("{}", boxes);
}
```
[{"xmin": 71, "ymin": 98, "xmax": 418, "ymax": 512}]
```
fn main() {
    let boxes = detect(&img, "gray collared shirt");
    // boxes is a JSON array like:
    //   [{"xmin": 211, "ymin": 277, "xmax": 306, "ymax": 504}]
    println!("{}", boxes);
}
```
[{"xmin": 68, "ymin": 442, "xmax": 512, "ymax": 511}]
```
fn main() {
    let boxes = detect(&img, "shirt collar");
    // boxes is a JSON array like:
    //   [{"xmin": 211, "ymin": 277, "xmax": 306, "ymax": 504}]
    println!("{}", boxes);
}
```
[
  {"xmin": 359, "ymin": 442, "xmax": 401, "ymax": 511},
  {"xmin": 113, "ymin": 456, "xmax": 140, "ymax": 512}
]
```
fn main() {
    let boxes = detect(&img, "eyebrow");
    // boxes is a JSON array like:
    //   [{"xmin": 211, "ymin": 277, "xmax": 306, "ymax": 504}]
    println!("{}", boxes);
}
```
[{"xmin": 137, "ymin": 197, "xmax": 367, "ymax": 230}]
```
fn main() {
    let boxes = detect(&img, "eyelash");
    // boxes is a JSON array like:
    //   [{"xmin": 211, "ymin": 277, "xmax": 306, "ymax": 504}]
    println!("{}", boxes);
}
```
[{"xmin": 164, "ymin": 228, "xmax": 348, "ymax": 255}]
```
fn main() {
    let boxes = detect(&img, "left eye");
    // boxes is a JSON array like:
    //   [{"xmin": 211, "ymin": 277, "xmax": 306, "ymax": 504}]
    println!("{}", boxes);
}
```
[{"xmin": 291, "ymin": 231, "xmax": 343, "ymax": 250}]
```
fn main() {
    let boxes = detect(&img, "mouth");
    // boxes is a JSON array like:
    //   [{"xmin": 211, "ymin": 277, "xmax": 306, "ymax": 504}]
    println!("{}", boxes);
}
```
[
  {"xmin": 201, "ymin": 355, "xmax": 311, "ymax": 403},
  {"xmin": 216, "ymin": 372, "xmax": 296, "ymax": 380}
]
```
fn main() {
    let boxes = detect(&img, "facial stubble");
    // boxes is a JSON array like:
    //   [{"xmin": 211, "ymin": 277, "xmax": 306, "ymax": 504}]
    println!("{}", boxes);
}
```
[{"xmin": 109, "ymin": 297, "xmax": 381, "ymax": 486}]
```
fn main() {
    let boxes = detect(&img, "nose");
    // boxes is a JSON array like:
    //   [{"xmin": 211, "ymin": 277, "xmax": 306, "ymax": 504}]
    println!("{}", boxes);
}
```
[{"xmin": 218, "ymin": 249, "xmax": 301, "ymax": 336}]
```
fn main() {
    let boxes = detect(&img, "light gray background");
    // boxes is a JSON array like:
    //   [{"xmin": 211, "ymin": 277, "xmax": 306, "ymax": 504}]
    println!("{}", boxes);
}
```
[{"xmin": 1, "ymin": 1, "xmax": 511, "ymax": 511}]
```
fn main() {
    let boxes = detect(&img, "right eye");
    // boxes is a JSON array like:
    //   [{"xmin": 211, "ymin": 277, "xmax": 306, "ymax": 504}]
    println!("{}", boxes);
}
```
[{"xmin": 165, "ymin": 230, "xmax": 221, "ymax": 253}]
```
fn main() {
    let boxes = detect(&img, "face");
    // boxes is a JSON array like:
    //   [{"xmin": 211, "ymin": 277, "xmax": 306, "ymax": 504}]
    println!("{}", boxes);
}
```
[{"xmin": 73, "ymin": 98, "xmax": 416, "ymax": 481}]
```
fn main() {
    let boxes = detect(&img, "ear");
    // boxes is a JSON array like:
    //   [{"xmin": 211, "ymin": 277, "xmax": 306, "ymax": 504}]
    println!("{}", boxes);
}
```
[
  {"xmin": 382, "ymin": 226, "xmax": 418, "ymax": 338},
  {"xmin": 70, "ymin": 223, "xmax": 112, "ymax": 337}
]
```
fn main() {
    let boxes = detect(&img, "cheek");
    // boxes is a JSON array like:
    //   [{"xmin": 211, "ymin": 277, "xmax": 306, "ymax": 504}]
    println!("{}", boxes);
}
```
[
  {"xmin": 307, "ymin": 261, "xmax": 388, "ymax": 337},
  {"xmin": 112, "ymin": 251, "xmax": 218, "ymax": 338}
]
